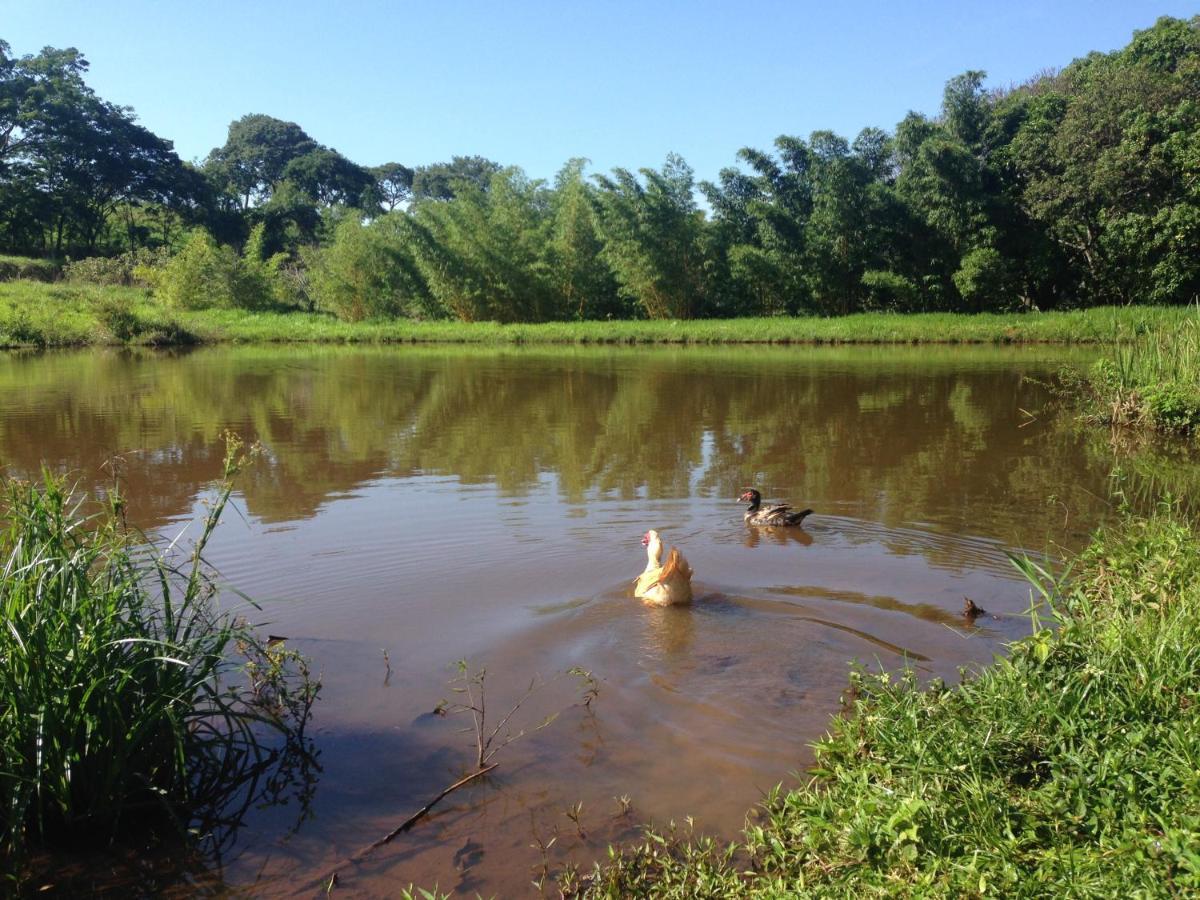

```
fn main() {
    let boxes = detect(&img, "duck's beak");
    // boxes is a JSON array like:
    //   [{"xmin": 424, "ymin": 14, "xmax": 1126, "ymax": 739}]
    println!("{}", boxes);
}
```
[{"xmin": 640, "ymin": 532, "xmax": 650, "ymax": 546}]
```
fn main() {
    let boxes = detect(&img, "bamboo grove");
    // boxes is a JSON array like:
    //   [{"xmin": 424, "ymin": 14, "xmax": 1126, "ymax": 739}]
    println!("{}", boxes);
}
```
[{"xmin": 1, "ymin": 16, "xmax": 1197, "ymax": 321}]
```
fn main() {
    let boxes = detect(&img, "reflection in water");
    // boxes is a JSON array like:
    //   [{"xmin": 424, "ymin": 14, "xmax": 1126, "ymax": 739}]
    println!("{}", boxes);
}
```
[
  {"xmin": 744, "ymin": 525, "xmax": 813, "ymax": 547},
  {"xmin": 0, "ymin": 344, "xmax": 1119, "ymax": 895}
]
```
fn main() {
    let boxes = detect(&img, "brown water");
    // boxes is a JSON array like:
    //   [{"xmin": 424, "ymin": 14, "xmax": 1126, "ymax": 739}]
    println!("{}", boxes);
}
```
[{"xmin": 2, "ymin": 345, "xmax": 1116, "ymax": 896}]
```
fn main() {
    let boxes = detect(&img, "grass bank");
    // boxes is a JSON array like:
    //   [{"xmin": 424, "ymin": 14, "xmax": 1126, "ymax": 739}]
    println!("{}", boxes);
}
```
[
  {"xmin": 571, "ymin": 506, "xmax": 1200, "ymax": 897},
  {"xmin": 0, "ymin": 254, "xmax": 59, "ymax": 283},
  {"xmin": 1, "ymin": 280, "xmax": 1195, "ymax": 348},
  {"xmin": 1057, "ymin": 307, "xmax": 1200, "ymax": 437},
  {"xmin": 0, "ymin": 437, "xmax": 317, "ymax": 880}
]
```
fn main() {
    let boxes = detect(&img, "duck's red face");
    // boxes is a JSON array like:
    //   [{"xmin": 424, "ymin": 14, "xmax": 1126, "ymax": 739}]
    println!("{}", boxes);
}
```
[
  {"xmin": 641, "ymin": 531, "xmax": 650, "ymax": 546},
  {"xmin": 739, "ymin": 490, "xmax": 757, "ymax": 502}
]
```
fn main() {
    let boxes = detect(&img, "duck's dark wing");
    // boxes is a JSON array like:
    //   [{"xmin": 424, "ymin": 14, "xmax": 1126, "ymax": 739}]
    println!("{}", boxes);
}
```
[{"xmin": 761, "ymin": 504, "xmax": 813, "ymax": 525}]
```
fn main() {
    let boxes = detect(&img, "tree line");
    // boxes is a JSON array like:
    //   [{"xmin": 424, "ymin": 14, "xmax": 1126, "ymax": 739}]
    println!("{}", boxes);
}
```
[{"xmin": 1, "ymin": 15, "xmax": 1197, "ymax": 319}]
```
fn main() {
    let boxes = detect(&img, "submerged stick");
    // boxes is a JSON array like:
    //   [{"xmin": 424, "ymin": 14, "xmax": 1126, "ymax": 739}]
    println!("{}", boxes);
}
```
[
  {"xmin": 362, "ymin": 763, "xmax": 498, "ymax": 852},
  {"xmin": 301, "ymin": 763, "xmax": 498, "ymax": 894}
]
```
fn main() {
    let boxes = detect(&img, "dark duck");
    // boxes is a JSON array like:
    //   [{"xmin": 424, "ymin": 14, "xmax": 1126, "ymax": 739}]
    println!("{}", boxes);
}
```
[{"xmin": 738, "ymin": 489, "xmax": 813, "ymax": 527}]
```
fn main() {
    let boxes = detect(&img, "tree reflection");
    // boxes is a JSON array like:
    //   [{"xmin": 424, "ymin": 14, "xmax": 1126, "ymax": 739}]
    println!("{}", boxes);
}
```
[{"xmin": 0, "ymin": 345, "xmax": 1112, "ymax": 551}]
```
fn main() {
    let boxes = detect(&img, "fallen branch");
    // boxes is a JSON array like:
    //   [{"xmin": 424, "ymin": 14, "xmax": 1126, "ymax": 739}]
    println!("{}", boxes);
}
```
[
  {"xmin": 299, "ymin": 763, "xmax": 498, "ymax": 895},
  {"xmin": 362, "ymin": 763, "xmax": 498, "ymax": 852}
]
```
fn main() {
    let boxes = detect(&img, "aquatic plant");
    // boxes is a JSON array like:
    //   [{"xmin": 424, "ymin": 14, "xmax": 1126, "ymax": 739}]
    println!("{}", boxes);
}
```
[{"xmin": 0, "ymin": 435, "xmax": 318, "ymax": 865}]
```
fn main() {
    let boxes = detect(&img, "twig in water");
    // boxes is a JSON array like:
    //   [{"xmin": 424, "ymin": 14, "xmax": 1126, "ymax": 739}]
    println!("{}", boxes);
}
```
[{"xmin": 305, "ymin": 764, "xmax": 497, "ymax": 893}]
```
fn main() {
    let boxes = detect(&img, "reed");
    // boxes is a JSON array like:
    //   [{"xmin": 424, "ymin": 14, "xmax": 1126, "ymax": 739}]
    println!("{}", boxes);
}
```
[{"xmin": 0, "ymin": 436, "xmax": 316, "ymax": 865}]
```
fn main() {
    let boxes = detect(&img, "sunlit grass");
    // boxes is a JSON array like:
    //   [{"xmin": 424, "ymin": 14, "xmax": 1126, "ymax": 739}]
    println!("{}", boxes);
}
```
[
  {"xmin": 0, "ymin": 255, "xmax": 60, "ymax": 283},
  {"xmin": 1059, "ymin": 305, "xmax": 1200, "ymax": 435},
  {"xmin": 1, "ymin": 280, "xmax": 1196, "ymax": 347}
]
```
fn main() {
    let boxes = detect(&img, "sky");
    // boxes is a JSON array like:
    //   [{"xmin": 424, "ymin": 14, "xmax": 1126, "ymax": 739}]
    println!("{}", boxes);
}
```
[{"xmin": 3, "ymin": 1, "xmax": 1196, "ymax": 183}]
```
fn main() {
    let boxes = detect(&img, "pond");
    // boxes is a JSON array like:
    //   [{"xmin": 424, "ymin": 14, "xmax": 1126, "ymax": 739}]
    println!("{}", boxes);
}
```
[{"xmin": 1, "ymin": 344, "xmax": 1114, "ymax": 895}]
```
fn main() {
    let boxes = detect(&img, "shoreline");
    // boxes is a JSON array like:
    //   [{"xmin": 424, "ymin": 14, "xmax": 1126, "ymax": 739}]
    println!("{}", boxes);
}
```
[{"xmin": 0, "ymin": 282, "xmax": 1191, "ymax": 349}]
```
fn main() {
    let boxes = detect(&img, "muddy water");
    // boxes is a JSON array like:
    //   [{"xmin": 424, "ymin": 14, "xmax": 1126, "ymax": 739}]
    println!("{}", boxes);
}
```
[{"xmin": 1, "ymin": 345, "xmax": 1114, "ymax": 896}]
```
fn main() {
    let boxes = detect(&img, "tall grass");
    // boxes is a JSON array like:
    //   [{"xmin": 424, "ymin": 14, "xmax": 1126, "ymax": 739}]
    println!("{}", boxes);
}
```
[
  {"xmin": 1063, "ymin": 306, "xmax": 1200, "ymax": 434},
  {"xmin": 573, "ymin": 504, "xmax": 1200, "ymax": 897},
  {"xmin": 0, "ymin": 436, "xmax": 317, "ymax": 864}
]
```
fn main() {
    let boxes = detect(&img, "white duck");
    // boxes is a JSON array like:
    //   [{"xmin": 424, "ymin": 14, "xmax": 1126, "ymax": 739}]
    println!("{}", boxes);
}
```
[{"xmin": 634, "ymin": 529, "xmax": 693, "ymax": 606}]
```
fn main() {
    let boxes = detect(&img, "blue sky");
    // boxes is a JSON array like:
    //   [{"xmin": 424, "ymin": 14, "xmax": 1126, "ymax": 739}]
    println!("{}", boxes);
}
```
[{"xmin": 4, "ymin": 2, "xmax": 1194, "ymax": 182}]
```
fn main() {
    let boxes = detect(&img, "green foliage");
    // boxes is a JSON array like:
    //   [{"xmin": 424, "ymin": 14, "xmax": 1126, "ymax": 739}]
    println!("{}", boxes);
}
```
[
  {"xmin": 370, "ymin": 162, "xmax": 414, "ymax": 211},
  {"xmin": 64, "ymin": 247, "xmax": 171, "ymax": 286},
  {"xmin": 575, "ymin": 507, "xmax": 1200, "ymax": 897},
  {"xmin": 305, "ymin": 215, "xmax": 430, "ymax": 321},
  {"xmin": 861, "ymin": 270, "xmax": 920, "ymax": 312},
  {"xmin": 93, "ymin": 294, "xmax": 142, "ymax": 341},
  {"xmin": 0, "ymin": 439, "xmax": 317, "ymax": 861},
  {"xmin": 1143, "ymin": 383, "xmax": 1200, "ymax": 433},
  {"xmin": 235, "ymin": 222, "xmax": 289, "ymax": 310},
  {"xmin": 549, "ymin": 160, "xmax": 622, "ymax": 319},
  {"xmin": 157, "ymin": 230, "xmax": 235, "ymax": 310},
  {"xmin": 594, "ymin": 154, "xmax": 708, "ymax": 319},
  {"xmin": 156, "ymin": 226, "xmax": 282, "ymax": 312},
  {"xmin": 952, "ymin": 246, "xmax": 1017, "ymax": 310},
  {"xmin": 6, "ymin": 18, "xmax": 1200, "ymax": 321},
  {"xmin": 409, "ymin": 168, "xmax": 559, "ymax": 322},
  {"xmin": 0, "ymin": 43, "xmax": 196, "ymax": 258},
  {"xmin": 1059, "ymin": 308, "xmax": 1200, "ymax": 435},
  {"xmin": 410, "ymin": 155, "xmax": 503, "ymax": 201}
]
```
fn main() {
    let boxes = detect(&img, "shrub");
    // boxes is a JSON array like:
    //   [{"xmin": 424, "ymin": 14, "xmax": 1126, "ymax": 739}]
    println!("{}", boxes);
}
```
[
  {"xmin": 93, "ymin": 295, "xmax": 144, "ymax": 342},
  {"xmin": 305, "ymin": 216, "xmax": 428, "ymax": 321},
  {"xmin": 157, "ymin": 230, "xmax": 237, "ymax": 310},
  {"xmin": 156, "ymin": 227, "xmax": 283, "ymax": 311},
  {"xmin": 1142, "ymin": 383, "xmax": 1200, "ymax": 433},
  {"xmin": 233, "ymin": 223, "xmax": 289, "ymax": 311},
  {"xmin": 861, "ymin": 270, "xmax": 921, "ymax": 311},
  {"xmin": 64, "ymin": 248, "xmax": 171, "ymax": 287},
  {"xmin": 953, "ymin": 246, "xmax": 1017, "ymax": 311}
]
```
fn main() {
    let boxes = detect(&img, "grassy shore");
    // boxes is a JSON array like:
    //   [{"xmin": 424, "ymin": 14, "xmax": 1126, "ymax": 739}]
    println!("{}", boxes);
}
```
[
  {"xmin": 570, "ymin": 504, "xmax": 1200, "ymax": 897},
  {"xmin": 0, "ymin": 280, "xmax": 1195, "ymax": 348},
  {"xmin": 1057, "ymin": 307, "xmax": 1200, "ymax": 437}
]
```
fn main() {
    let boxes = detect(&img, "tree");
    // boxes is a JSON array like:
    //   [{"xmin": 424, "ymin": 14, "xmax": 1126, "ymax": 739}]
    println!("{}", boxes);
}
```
[
  {"xmin": 548, "ymin": 159, "xmax": 621, "ymax": 319},
  {"xmin": 0, "ymin": 41, "xmax": 194, "ymax": 256},
  {"xmin": 370, "ymin": 162, "xmax": 414, "ymax": 211},
  {"xmin": 409, "ymin": 167, "xmax": 557, "ymax": 322},
  {"xmin": 281, "ymin": 148, "xmax": 377, "ymax": 209},
  {"xmin": 411, "ymin": 155, "xmax": 502, "ymax": 201},
  {"xmin": 203, "ymin": 114, "xmax": 318, "ymax": 211}
]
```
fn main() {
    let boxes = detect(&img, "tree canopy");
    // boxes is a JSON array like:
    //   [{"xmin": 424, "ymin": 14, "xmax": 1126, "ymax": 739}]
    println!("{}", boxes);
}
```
[{"xmin": 1, "ymin": 15, "xmax": 1197, "ymax": 318}]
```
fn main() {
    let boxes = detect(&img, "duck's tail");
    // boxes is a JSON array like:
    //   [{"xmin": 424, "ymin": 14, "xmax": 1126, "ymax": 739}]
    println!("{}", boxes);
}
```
[{"xmin": 660, "ymin": 546, "xmax": 693, "ymax": 583}]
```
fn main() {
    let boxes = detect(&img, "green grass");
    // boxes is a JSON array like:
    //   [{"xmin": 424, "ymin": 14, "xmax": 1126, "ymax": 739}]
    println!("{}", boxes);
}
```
[
  {"xmin": 1058, "ymin": 306, "xmax": 1200, "ymax": 436},
  {"xmin": 572, "ymin": 505, "xmax": 1200, "ymax": 897},
  {"xmin": 0, "ymin": 255, "xmax": 60, "ymax": 284},
  {"xmin": 0, "ymin": 436, "xmax": 317, "ymax": 870},
  {"xmin": 1, "ymin": 280, "xmax": 1196, "ymax": 347}
]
